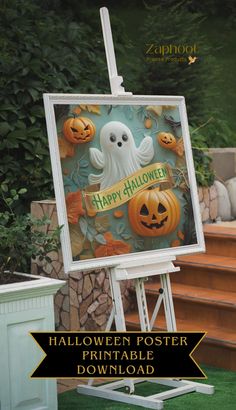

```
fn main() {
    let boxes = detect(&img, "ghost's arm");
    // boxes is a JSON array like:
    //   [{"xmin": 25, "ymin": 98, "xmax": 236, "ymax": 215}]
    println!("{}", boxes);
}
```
[
  {"xmin": 88, "ymin": 172, "xmax": 103, "ymax": 186},
  {"xmin": 89, "ymin": 147, "xmax": 105, "ymax": 169},
  {"xmin": 137, "ymin": 136, "xmax": 154, "ymax": 165}
]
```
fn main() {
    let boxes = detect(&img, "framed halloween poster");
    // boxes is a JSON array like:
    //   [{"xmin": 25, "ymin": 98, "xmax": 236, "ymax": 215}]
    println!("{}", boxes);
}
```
[{"xmin": 44, "ymin": 94, "xmax": 204, "ymax": 273}]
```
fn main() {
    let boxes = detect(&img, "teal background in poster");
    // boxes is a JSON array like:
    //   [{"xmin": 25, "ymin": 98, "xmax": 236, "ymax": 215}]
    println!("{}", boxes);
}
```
[{"xmin": 56, "ymin": 104, "xmax": 195, "ymax": 261}]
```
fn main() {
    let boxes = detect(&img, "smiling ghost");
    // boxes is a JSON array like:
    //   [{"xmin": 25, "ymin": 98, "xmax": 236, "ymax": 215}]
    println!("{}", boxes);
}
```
[{"xmin": 88, "ymin": 121, "xmax": 154, "ymax": 189}]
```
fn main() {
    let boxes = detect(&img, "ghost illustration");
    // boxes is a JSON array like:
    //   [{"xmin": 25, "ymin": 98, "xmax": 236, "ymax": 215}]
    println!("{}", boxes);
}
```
[{"xmin": 88, "ymin": 121, "xmax": 154, "ymax": 189}]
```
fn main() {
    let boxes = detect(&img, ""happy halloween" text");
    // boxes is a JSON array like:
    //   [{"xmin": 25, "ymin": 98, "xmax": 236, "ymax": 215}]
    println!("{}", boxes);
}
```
[{"xmin": 83, "ymin": 163, "xmax": 171, "ymax": 212}]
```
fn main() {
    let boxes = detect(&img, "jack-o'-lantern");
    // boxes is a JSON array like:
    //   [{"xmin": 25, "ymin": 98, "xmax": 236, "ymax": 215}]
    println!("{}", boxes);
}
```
[
  {"xmin": 157, "ymin": 132, "xmax": 176, "ymax": 149},
  {"xmin": 63, "ymin": 117, "xmax": 96, "ymax": 144},
  {"xmin": 128, "ymin": 187, "xmax": 180, "ymax": 237}
]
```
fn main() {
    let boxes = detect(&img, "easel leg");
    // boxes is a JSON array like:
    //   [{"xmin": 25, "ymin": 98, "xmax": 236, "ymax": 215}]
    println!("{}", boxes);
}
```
[
  {"xmin": 135, "ymin": 273, "xmax": 176, "ymax": 332},
  {"xmin": 77, "ymin": 266, "xmax": 214, "ymax": 409},
  {"xmin": 109, "ymin": 266, "xmax": 127, "ymax": 330},
  {"xmin": 135, "ymin": 278, "xmax": 150, "ymax": 331},
  {"xmin": 86, "ymin": 268, "xmax": 129, "ymax": 388},
  {"xmin": 109, "ymin": 267, "xmax": 135, "ymax": 394},
  {"xmin": 160, "ymin": 273, "xmax": 177, "ymax": 331}
]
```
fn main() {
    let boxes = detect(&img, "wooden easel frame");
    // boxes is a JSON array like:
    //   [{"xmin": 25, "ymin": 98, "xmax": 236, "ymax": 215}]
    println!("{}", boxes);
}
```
[
  {"xmin": 76, "ymin": 7, "xmax": 214, "ymax": 409},
  {"xmin": 77, "ymin": 257, "xmax": 214, "ymax": 409}
]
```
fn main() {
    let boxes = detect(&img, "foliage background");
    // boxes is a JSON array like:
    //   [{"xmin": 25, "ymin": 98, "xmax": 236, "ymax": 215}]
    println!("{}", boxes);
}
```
[{"xmin": 0, "ymin": 0, "xmax": 235, "ymax": 212}]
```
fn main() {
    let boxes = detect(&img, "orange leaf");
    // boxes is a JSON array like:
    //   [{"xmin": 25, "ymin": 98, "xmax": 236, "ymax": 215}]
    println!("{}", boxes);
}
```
[
  {"xmin": 95, "ymin": 232, "xmax": 131, "ymax": 258},
  {"xmin": 73, "ymin": 106, "xmax": 82, "ymax": 115},
  {"xmin": 58, "ymin": 137, "xmax": 75, "ymax": 158},
  {"xmin": 172, "ymin": 138, "xmax": 184, "ymax": 157},
  {"xmin": 103, "ymin": 232, "xmax": 114, "ymax": 242},
  {"xmin": 66, "ymin": 190, "xmax": 85, "ymax": 224},
  {"xmin": 171, "ymin": 239, "xmax": 181, "ymax": 247},
  {"xmin": 177, "ymin": 230, "xmax": 185, "ymax": 240}
]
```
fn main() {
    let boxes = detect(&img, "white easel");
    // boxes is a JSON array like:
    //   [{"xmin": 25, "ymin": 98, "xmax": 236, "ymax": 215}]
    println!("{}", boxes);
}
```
[{"xmin": 77, "ymin": 8, "xmax": 214, "ymax": 409}]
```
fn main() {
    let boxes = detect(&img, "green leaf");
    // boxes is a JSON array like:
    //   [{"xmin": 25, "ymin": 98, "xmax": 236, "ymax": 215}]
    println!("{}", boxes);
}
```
[
  {"xmin": 117, "ymin": 223, "xmax": 126, "ymax": 235},
  {"xmin": 95, "ymin": 234, "xmax": 107, "ymax": 245},
  {"xmin": 0, "ymin": 122, "xmax": 12, "ymax": 136},
  {"xmin": 30, "ymin": 105, "xmax": 44, "ymax": 117},
  {"xmin": 87, "ymin": 232, "xmax": 93, "ymax": 242},
  {"xmin": 1, "ymin": 184, "xmax": 8, "ymax": 193},
  {"xmin": 79, "ymin": 217, "xmax": 88, "ymax": 236},
  {"xmin": 121, "ymin": 233, "xmax": 132, "ymax": 240},
  {"xmin": 10, "ymin": 189, "xmax": 17, "ymax": 196},
  {"xmin": 28, "ymin": 88, "xmax": 39, "ymax": 101},
  {"xmin": 18, "ymin": 188, "xmax": 27, "ymax": 195}
]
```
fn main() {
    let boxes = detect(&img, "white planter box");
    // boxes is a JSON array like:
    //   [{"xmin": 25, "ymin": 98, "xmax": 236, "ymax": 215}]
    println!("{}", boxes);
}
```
[{"xmin": 0, "ymin": 273, "xmax": 65, "ymax": 410}]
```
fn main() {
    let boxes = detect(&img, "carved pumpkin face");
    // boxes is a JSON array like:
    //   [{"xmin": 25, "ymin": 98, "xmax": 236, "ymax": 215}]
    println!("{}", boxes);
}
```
[
  {"xmin": 63, "ymin": 117, "xmax": 96, "ymax": 144},
  {"xmin": 157, "ymin": 132, "xmax": 176, "ymax": 149},
  {"xmin": 128, "ymin": 187, "xmax": 180, "ymax": 237}
]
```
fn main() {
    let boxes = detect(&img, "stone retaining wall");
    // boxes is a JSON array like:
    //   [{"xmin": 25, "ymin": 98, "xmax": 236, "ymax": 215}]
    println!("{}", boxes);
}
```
[
  {"xmin": 31, "ymin": 200, "xmax": 132, "ymax": 331},
  {"xmin": 197, "ymin": 183, "xmax": 218, "ymax": 223}
]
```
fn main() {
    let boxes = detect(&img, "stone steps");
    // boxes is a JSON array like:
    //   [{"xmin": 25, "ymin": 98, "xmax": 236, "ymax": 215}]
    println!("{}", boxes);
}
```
[
  {"xmin": 145, "ymin": 282, "xmax": 236, "ymax": 332},
  {"xmin": 172, "ymin": 254, "xmax": 236, "ymax": 292},
  {"xmin": 125, "ymin": 224, "xmax": 236, "ymax": 370},
  {"xmin": 203, "ymin": 224, "xmax": 236, "ymax": 258},
  {"xmin": 126, "ymin": 312, "xmax": 236, "ymax": 371}
]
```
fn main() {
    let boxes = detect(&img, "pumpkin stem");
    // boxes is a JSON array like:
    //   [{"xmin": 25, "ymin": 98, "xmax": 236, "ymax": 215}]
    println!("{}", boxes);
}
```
[{"xmin": 148, "ymin": 185, "xmax": 160, "ymax": 191}]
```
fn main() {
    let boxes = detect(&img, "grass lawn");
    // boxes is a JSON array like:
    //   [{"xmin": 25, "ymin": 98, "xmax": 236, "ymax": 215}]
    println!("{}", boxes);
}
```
[{"xmin": 58, "ymin": 364, "xmax": 236, "ymax": 409}]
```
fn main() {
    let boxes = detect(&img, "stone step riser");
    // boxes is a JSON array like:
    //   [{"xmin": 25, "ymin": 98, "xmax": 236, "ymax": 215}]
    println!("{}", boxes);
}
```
[
  {"xmin": 205, "ymin": 237, "xmax": 236, "ymax": 258},
  {"xmin": 126, "ymin": 320, "xmax": 236, "ymax": 371},
  {"xmin": 127, "ymin": 226, "xmax": 236, "ymax": 371},
  {"xmin": 171, "ymin": 266, "xmax": 236, "ymax": 292},
  {"xmin": 145, "ymin": 294, "xmax": 236, "ymax": 332},
  {"xmin": 194, "ymin": 342, "xmax": 236, "ymax": 372}
]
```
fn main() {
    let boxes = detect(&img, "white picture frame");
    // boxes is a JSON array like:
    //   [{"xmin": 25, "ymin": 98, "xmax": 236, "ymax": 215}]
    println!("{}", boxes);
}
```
[{"xmin": 44, "ymin": 93, "xmax": 204, "ymax": 273}]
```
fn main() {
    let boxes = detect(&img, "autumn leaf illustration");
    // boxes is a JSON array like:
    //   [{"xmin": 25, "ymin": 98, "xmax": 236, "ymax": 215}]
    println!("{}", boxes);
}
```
[
  {"xmin": 94, "ymin": 215, "xmax": 110, "ymax": 233},
  {"xmin": 95, "ymin": 232, "xmax": 131, "ymax": 258},
  {"xmin": 79, "ymin": 104, "xmax": 101, "ymax": 115},
  {"xmin": 173, "ymin": 137, "xmax": 184, "ymax": 157},
  {"xmin": 146, "ymin": 105, "xmax": 163, "ymax": 116},
  {"xmin": 72, "ymin": 106, "xmax": 82, "ymax": 115},
  {"xmin": 177, "ymin": 230, "xmax": 185, "ymax": 240},
  {"xmin": 66, "ymin": 190, "xmax": 85, "ymax": 224},
  {"xmin": 171, "ymin": 239, "xmax": 181, "ymax": 247},
  {"xmin": 58, "ymin": 137, "xmax": 75, "ymax": 158},
  {"xmin": 69, "ymin": 223, "xmax": 84, "ymax": 257}
]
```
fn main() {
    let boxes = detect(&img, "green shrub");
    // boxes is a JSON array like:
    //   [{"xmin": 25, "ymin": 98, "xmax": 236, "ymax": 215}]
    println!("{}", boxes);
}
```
[
  {"xmin": 0, "ymin": 185, "xmax": 61, "ymax": 276},
  {"xmin": 135, "ymin": 2, "xmax": 220, "ymax": 124},
  {"xmin": 0, "ymin": 0, "xmax": 224, "ymax": 212},
  {"xmin": 0, "ymin": 1, "xmax": 136, "ymax": 212},
  {"xmin": 190, "ymin": 124, "xmax": 215, "ymax": 187},
  {"xmin": 189, "ymin": 0, "xmax": 236, "ymax": 17},
  {"xmin": 193, "ymin": 118, "xmax": 236, "ymax": 148},
  {"xmin": 0, "ymin": 0, "xmax": 110, "ymax": 210}
]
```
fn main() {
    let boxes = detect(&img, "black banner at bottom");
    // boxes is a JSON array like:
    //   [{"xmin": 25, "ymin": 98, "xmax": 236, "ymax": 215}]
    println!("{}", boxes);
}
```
[{"xmin": 30, "ymin": 331, "xmax": 206, "ymax": 379}]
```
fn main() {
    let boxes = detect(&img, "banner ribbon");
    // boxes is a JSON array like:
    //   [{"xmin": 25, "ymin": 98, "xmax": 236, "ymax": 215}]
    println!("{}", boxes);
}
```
[
  {"xmin": 83, "ymin": 162, "xmax": 172, "ymax": 213},
  {"xmin": 30, "ymin": 331, "xmax": 206, "ymax": 379}
]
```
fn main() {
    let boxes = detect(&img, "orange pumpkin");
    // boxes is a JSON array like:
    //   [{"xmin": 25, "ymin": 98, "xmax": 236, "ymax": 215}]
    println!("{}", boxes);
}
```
[
  {"xmin": 63, "ymin": 117, "xmax": 96, "ymax": 144},
  {"xmin": 128, "ymin": 187, "xmax": 180, "ymax": 237},
  {"xmin": 157, "ymin": 132, "xmax": 176, "ymax": 149}
]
